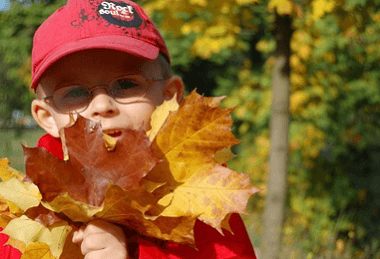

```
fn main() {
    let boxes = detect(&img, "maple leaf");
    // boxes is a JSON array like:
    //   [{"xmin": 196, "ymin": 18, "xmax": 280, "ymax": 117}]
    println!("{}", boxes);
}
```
[
  {"xmin": 59, "ymin": 230, "xmax": 84, "ymax": 259},
  {"xmin": 1, "ymin": 90, "xmax": 259, "ymax": 255},
  {"xmin": 0, "ymin": 177, "xmax": 41, "ymax": 211},
  {"xmin": 24, "ymin": 115, "xmax": 158, "ymax": 206},
  {"xmin": 25, "ymin": 204, "xmax": 66, "ymax": 228},
  {"xmin": 20, "ymin": 242, "xmax": 55, "ymax": 259},
  {"xmin": 96, "ymin": 184, "xmax": 196, "ymax": 244},
  {"xmin": 3, "ymin": 215, "xmax": 71, "ymax": 258},
  {"xmin": 0, "ymin": 158, "xmax": 25, "ymax": 181},
  {"xmin": 156, "ymin": 164, "xmax": 259, "ymax": 232},
  {"xmin": 147, "ymin": 90, "xmax": 240, "ymax": 185},
  {"xmin": 0, "ymin": 209, "xmax": 18, "ymax": 229},
  {"xmin": 147, "ymin": 93, "xmax": 179, "ymax": 142}
]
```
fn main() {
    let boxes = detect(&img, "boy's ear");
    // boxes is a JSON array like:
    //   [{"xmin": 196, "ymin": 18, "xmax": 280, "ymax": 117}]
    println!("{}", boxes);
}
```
[
  {"xmin": 163, "ymin": 76, "xmax": 185, "ymax": 103},
  {"xmin": 31, "ymin": 99, "xmax": 60, "ymax": 138}
]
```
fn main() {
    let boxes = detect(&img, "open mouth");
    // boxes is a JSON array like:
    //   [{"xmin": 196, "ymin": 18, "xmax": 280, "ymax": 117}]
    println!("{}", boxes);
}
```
[{"xmin": 103, "ymin": 129, "xmax": 122, "ymax": 138}]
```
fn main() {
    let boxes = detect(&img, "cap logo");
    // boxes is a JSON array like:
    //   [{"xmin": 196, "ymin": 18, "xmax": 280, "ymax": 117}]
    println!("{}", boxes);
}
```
[{"xmin": 98, "ymin": 1, "xmax": 143, "ymax": 27}]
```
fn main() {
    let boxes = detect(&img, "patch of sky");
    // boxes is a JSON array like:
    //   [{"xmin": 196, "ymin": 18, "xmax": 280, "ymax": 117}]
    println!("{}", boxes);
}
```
[{"xmin": 0, "ymin": 0, "xmax": 11, "ymax": 11}]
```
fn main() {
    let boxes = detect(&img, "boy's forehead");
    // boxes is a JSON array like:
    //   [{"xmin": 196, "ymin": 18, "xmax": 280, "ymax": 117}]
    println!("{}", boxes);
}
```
[{"xmin": 38, "ymin": 49, "xmax": 158, "ymax": 92}]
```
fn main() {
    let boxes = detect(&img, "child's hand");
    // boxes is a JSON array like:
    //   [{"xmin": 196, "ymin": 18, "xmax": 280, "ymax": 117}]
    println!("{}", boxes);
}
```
[{"xmin": 72, "ymin": 220, "xmax": 128, "ymax": 259}]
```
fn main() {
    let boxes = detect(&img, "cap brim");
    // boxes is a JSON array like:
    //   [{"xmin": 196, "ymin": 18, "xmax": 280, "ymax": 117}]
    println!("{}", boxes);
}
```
[{"xmin": 31, "ymin": 35, "xmax": 160, "ymax": 90}]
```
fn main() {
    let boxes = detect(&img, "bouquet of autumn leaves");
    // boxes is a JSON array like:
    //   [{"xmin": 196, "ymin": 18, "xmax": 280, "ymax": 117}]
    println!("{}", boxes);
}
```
[{"xmin": 0, "ymin": 91, "xmax": 259, "ymax": 258}]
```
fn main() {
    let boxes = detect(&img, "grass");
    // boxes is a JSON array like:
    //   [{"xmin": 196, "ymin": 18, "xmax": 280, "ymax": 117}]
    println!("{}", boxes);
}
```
[{"xmin": 0, "ymin": 128, "xmax": 45, "ymax": 172}]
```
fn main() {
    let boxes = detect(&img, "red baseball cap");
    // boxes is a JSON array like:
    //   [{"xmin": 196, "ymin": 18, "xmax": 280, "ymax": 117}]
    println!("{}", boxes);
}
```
[{"xmin": 31, "ymin": 0, "xmax": 170, "ymax": 91}]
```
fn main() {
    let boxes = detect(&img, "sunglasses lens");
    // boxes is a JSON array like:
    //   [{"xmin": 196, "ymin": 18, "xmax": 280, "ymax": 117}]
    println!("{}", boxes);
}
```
[
  {"xmin": 54, "ymin": 85, "xmax": 91, "ymax": 113},
  {"xmin": 110, "ymin": 76, "xmax": 148, "ymax": 103}
]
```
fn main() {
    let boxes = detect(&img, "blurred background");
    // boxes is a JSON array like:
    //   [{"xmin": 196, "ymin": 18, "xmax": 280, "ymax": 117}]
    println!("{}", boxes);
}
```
[{"xmin": 1, "ymin": 0, "xmax": 380, "ymax": 258}]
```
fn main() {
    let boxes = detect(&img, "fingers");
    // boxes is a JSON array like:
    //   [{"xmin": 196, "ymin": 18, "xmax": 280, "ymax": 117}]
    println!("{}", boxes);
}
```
[
  {"xmin": 84, "ymin": 220, "xmax": 127, "ymax": 244},
  {"xmin": 83, "ymin": 248, "xmax": 126, "ymax": 259},
  {"xmin": 72, "ymin": 220, "xmax": 128, "ymax": 259},
  {"xmin": 80, "ymin": 232, "xmax": 111, "ymax": 255},
  {"xmin": 72, "ymin": 226, "xmax": 85, "ymax": 244}
]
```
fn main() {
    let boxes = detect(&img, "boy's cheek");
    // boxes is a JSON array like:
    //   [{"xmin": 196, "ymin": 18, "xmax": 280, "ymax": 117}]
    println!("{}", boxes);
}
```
[{"xmin": 52, "ymin": 112, "xmax": 78, "ymax": 131}]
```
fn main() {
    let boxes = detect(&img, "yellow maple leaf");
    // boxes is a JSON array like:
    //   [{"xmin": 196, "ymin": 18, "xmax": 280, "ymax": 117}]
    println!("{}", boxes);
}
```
[
  {"xmin": 21, "ymin": 242, "xmax": 55, "ymax": 259},
  {"xmin": 0, "ymin": 196, "xmax": 8, "ymax": 212},
  {"xmin": 0, "ymin": 158, "xmax": 25, "ymax": 181},
  {"xmin": 148, "ymin": 90, "xmax": 240, "ymax": 184},
  {"xmin": 0, "ymin": 196, "xmax": 20, "ymax": 230},
  {"xmin": 3, "ymin": 215, "xmax": 71, "ymax": 259},
  {"xmin": 41, "ymin": 193, "xmax": 102, "ymax": 222},
  {"xmin": 95, "ymin": 184, "xmax": 196, "ymax": 244},
  {"xmin": 0, "ymin": 177, "xmax": 41, "ymax": 211},
  {"xmin": 147, "ymin": 93, "xmax": 179, "ymax": 142},
  {"xmin": 157, "ymin": 164, "xmax": 259, "ymax": 233}
]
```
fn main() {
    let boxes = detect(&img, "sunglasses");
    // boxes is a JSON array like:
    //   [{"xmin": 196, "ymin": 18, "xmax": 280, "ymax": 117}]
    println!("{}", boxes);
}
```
[{"xmin": 44, "ymin": 75, "xmax": 167, "ymax": 113}]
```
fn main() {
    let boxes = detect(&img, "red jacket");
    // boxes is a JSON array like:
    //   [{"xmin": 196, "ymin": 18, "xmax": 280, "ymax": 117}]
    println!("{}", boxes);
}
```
[{"xmin": 0, "ymin": 134, "xmax": 257, "ymax": 259}]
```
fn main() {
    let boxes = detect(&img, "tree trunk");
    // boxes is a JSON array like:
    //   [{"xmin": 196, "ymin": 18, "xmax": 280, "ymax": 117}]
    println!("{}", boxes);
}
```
[{"xmin": 260, "ymin": 12, "xmax": 292, "ymax": 259}]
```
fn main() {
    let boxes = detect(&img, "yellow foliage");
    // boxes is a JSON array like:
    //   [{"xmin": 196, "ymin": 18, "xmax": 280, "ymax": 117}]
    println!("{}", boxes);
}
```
[
  {"xmin": 371, "ymin": 11, "xmax": 380, "ymax": 22},
  {"xmin": 255, "ymin": 135, "xmax": 270, "ymax": 158},
  {"xmin": 298, "ymin": 44, "xmax": 312, "ymax": 60},
  {"xmin": 323, "ymin": 51, "xmax": 336, "ymax": 63},
  {"xmin": 205, "ymin": 24, "xmax": 228, "ymax": 37},
  {"xmin": 192, "ymin": 33, "xmax": 238, "ymax": 59},
  {"xmin": 312, "ymin": 85, "xmax": 325, "ymax": 96},
  {"xmin": 268, "ymin": 0, "xmax": 293, "ymax": 15},
  {"xmin": 290, "ymin": 91, "xmax": 309, "ymax": 114},
  {"xmin": 290, "ymin": 55, "xmax": 301, "ymax": 69},
  {"xmin": 292, "ymin": 30, "xmax": 312, "ymax": 45},
  {"xmin": 313, "ymin": 37, "xmax": 325, "ymax": 48},
  {"xmin": 189, "ymin": 0, "xmax": 208, "ymax": 7},
  {"xmin": 291, "ymin": 73, "xmax": 307, "ymax": 90},
  {"xmin": 220, "ymin": 3, "xmax": 231, "ymax": 14},
  {"xmin": 312, "ymin": 0, "xmax": 335, "ymax": 21},
  {"xmin": 315, "ymin": 71, "xmax": 325, "ymax": 80},
  {"xmin": 143, "ymin": 0, "xmax": 249, "ymax": 59},
  {"xmin": 290, "ymin": 123, "xmax": 325, "ymax": 163},
  {"xmin": 356, "ymin": 54, "xmax": 365, "ymax": 63},
  {"xmin": 235, "ymin": 0, "xmax": 259, "ymax": 4},
  {"xmin": 301, "ymin": 125, "xmax": 325, "ymax": 159},
  {"xmin": 265, "ymin": 56, "xmax": 276, "ymax": 70},
  {"xmin": 256, "ymin": 39, "xmax": 273, "ymax": 53},
  {"xmin": 238, "ymin": 122, "xmax": 250, "ymax": 134},
  {"xmin": 291, "ymin": 55, "xmax": 307, "ymax": 72}
]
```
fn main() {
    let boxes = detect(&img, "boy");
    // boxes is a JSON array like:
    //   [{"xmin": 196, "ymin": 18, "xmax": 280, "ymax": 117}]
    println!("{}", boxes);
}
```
[{"xmin": 1, "ymin": 0, "xmax": 257, "ymax": 258}]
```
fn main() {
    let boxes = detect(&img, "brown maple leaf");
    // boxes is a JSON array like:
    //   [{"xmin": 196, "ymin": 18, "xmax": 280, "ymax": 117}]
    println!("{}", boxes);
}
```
[{"xmin": 24, "ymin": 115, "xmax": 158, "ymax": 206}]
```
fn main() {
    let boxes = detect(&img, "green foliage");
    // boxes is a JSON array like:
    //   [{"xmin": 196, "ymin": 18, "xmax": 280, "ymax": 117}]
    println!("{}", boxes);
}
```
[
  {"xmin": 226, "ymin": 1, "xmax": 380, "ymax": 256},
  {"xmin": 0, "ymin": 0, "xmax": 66, "ymax": 123}
]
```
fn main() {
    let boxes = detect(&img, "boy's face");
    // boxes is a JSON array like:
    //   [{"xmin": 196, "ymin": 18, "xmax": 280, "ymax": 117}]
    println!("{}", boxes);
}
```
[{"xmin": 32, "ymin": 49, "xmax": 184, "ymax": 139}]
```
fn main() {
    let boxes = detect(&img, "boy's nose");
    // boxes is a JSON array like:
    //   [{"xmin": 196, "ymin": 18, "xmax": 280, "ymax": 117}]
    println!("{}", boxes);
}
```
[{"xmin": 87, "ymin": 90, "xmax": 119, "ymax": 118}]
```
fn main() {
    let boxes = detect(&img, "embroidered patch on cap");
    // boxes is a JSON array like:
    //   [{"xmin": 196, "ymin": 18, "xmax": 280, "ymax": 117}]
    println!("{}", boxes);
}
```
[{"xmin": 98, "ymin": 1, "xmax": 143, "ymax": 27}]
